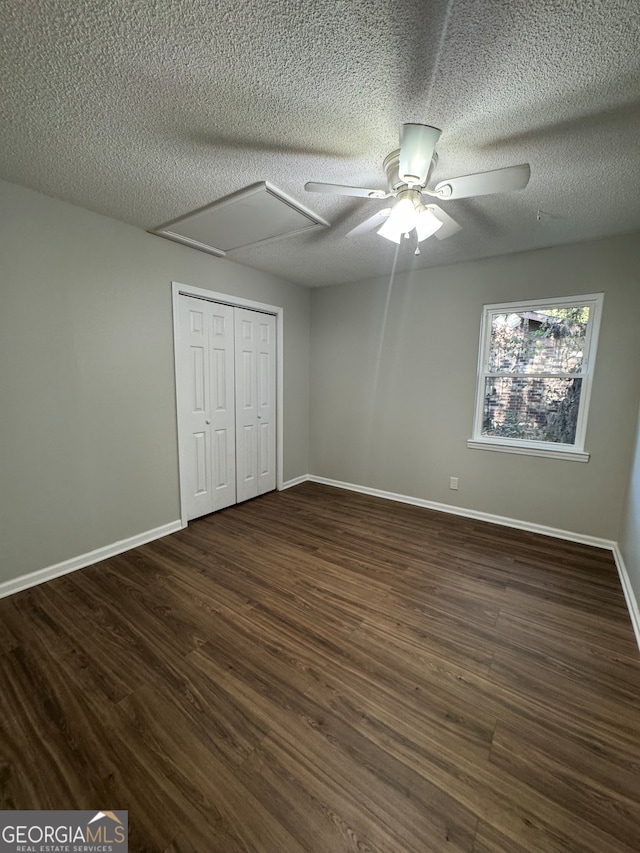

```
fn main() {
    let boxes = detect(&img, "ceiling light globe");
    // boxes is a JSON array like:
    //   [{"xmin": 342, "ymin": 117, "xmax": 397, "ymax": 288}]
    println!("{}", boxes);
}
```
[{"xmin": 415, "ymin": 207, "xmax": 443, "ymax": 242}]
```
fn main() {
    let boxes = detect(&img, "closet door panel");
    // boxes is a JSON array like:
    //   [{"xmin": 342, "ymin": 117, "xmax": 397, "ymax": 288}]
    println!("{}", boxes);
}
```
[
  {"xmin": 256, "ymin": 314, "xmax": 276, "ymax": 494},
  {"xmin": 178, "ymin": 298, "xmax": 214, "ymax": 519},
  {"xmin": 209, "ymin": 305, "xmax": 236, "ymax": 510},
  {"xmin": 178, "ymin": 297, "xmax": 235, "ymax": 520},
  {"xmin": 235, "ymin": 309, "xmax": 258, "ymax": 503}
]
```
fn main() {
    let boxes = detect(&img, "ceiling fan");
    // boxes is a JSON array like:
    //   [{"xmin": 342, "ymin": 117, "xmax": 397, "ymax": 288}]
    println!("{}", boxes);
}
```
[{"xmin": 305, "ymin": 124, "xmax": 530, "ymax": 253}]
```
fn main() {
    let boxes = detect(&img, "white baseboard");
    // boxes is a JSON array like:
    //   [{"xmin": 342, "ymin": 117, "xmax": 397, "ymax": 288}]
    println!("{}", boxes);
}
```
[
  {"xmin": 612, "ymin": 545, "xmax": 640, "ymax": 652},
  {"xmin": 0, "ymin": 520, "xmax": 184, "ymax": 601},
  {"xmin": 280, "ymin": 475, "xmax": 309, "ymax": 490},
  {"xmin": 308, "ymin": 475, "xmax": 616, "ymax": 549}
]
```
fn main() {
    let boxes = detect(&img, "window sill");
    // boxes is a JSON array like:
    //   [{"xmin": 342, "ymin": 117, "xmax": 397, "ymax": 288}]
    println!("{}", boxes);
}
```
[{"xmin": 466, "ymin": 438, "xmax": 589, "ymax": 463}]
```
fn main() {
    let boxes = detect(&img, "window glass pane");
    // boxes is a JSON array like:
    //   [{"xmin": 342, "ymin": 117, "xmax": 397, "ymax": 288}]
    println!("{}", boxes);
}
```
[
  {"xmin": 482, "ymin": 376, "xmax": 582, "ymax": 444},
  {"xmin": 488, "ymin": 307, "xmax": 590, "ymax": 375}
]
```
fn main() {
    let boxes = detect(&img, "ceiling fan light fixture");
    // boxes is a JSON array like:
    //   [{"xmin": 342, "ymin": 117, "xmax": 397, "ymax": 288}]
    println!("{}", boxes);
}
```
[
  {"xmin": 376, "ymin": 193, "xmax": 416, "ymax": 242},
  {"xmin": 376, "ymin": 215, "xmax": 403, "ymax": 243},
  {"xmin": 377, "ymin": 193, "xmax": 443, "ymax": 245},
  {"xmin": 415, "ymin": 206, "xmax": 443, "ymax": 242},
  {"xmin": 390, "ymin": 195, "xmax": 417, "ymax": 231}
]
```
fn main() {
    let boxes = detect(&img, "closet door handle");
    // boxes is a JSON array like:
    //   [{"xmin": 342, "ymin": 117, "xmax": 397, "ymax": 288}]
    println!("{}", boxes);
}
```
[{"xmin": 205, "ymin": 419, "xmax": 211, "ymax": 424}]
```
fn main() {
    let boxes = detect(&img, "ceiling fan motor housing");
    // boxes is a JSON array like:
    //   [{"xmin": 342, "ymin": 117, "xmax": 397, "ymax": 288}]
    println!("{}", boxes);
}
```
[{"xmin": 384, "ymin": 150, "xmax": 438, "ymax": 192}]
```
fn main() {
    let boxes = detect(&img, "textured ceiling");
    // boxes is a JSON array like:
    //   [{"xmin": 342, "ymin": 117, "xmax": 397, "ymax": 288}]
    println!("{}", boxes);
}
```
[{"xmin": 1, "ymin": 0, "xmax": 639, "ymax": 287}]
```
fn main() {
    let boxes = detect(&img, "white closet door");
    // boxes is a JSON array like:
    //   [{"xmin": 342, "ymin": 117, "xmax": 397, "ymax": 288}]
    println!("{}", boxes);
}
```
[
  {"xmin": 209, "ymin": 303, "xmax": 237, "ymax": 510},
  {"xmin": 255, "ymin": 312, "xmax": 277, "ymax": 495},
  {"xmin": 235, "ymin": 308, "xmax": 276, "ymax": 502},
  {"xmin": 179, "ymin": 296, "xmax": 236, "ymax": 520}
]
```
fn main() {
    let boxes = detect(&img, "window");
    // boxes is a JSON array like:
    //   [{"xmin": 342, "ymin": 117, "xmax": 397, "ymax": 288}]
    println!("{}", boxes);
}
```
[{"xmin": 468, "ymin": 293, "xmax": 603, "ymax": 461}]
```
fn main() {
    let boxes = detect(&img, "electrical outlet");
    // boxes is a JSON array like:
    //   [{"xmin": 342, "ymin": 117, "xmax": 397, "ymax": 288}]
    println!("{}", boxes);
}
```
[{"xmin": 449, "ymin": 476, "xmax": 459, "ymax": 490}]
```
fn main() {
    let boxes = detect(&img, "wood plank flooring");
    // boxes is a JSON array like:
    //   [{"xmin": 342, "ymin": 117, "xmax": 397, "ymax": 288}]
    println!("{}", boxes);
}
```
[{"xmin": 1, "ymin": 482, "xmax": 639, "ymax": 852}]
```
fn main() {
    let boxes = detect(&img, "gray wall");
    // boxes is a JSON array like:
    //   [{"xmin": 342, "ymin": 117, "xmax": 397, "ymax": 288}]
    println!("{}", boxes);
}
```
[
  {"xmin": 0, "ymin": 179, "xmax": 310, "ymax": 585},
  {"xmin": 310, "ymin": 233, "xmax": 640, "ymax": 541},
  {"xmin": 619, "ymin": 401, "xmax": 640, "ymax": 605}
]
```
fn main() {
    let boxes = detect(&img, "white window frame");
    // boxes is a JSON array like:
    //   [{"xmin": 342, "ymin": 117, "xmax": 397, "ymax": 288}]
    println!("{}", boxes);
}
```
[{"xmin": 467, "ymin": 293, "xmax": 604, "ymax": 462}]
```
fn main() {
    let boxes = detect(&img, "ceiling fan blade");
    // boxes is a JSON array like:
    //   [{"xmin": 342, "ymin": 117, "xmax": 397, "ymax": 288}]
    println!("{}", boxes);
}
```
[
  {"xmin": 398, "ymin": 124, "xmax": 441, "ymax": 185},
  {"xmin": 427, "ymin": 204, "xmax": 462, "ymax": 240},
  {"xmin": 433, "ymin": 164, "xmax": 530, "ymax": 200},
  {"xmin": 305, "ymin": 182, "xmax": 389, "ymax": 199},
  {"xmin": 345, "ymin": 209, "xmax": 392, "ymax": 237}
]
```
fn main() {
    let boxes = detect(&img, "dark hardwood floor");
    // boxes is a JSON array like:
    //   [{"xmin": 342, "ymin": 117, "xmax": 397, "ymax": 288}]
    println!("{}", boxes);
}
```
[{"xmin": 1, "ymin": 482, "xmax": 639, "ymax": 852}]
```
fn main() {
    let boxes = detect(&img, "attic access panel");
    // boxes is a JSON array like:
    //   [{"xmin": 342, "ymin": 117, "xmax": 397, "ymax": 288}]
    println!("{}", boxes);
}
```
[{"xmin": 152, "ymin": 182, "xmax": 329, "ymax": 256}]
